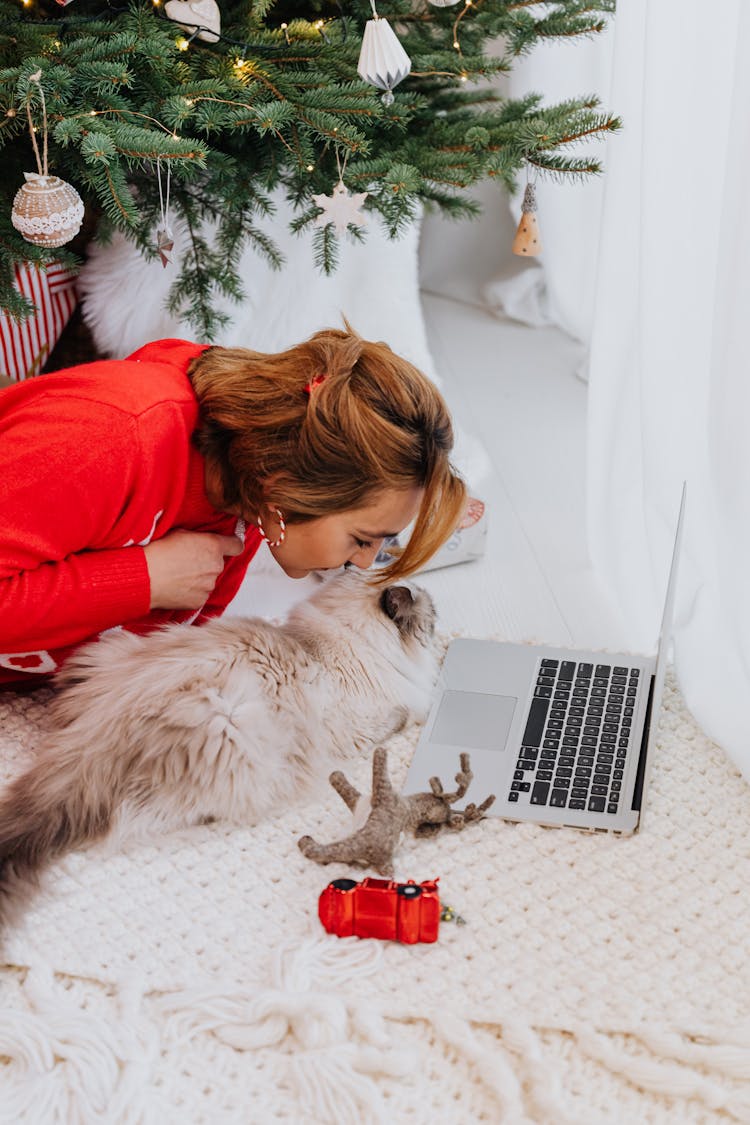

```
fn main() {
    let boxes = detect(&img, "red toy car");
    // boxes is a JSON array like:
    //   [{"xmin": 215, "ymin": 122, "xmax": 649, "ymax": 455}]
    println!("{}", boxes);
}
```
[{"xmin": 318, "ymin": 876, "xmax": 441, "ymax": 944}]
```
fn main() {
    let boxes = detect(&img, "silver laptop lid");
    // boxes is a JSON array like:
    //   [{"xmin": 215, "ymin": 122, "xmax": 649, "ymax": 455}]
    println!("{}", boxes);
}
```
[{"xmin": 634, "ymin": 483, "xmax": 687, "ymax": 824}]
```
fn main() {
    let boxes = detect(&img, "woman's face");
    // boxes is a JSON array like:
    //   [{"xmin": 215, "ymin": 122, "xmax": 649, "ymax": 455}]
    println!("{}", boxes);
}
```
[{"xmin": 263, "ymin": 487, "xmax": 424, "ymax": 579}]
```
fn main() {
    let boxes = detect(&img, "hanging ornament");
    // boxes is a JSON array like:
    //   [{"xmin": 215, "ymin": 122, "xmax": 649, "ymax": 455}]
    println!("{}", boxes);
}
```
[
  {"xmin": 357, "ymin": 0, "xmax": 411, "ymax": 107},
  {"xmin": 155, "ymin": 158, "xmax": 175, "ymax": 268},
  {"xmin": 312, "ymin": 148, "xmax": 368, "ymax": 236},
  {"xmin": 313, "ymin": 181, "xmax": 368, "ymax": 235},
  {"xmin": 426, "ymin": 0, "xmax": 462, "ymax": 7},
  {"xmin": 164, "ymin": 0, "xmax": 220, "ymax": 44},
  {"xmin": 312, "ymin": 147, "xmax": 368, "ymax": 235},
  {"xmin": 11, "ymin": 71, "xmax": 84, "ymax": 249},
  {"xmin": 512, "ymin": 178, "xmax": 542, "ymax": 257}
]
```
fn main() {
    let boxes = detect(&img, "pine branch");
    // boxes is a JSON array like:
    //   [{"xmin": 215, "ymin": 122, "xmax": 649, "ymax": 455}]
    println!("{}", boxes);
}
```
[{"xmin": 0, "ymin": 0, "xmax": 619, "ymax": 323}]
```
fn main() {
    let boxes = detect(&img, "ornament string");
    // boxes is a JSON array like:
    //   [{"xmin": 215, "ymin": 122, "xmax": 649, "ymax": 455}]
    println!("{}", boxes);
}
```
[
  {"xmin": 157, "ymin": 157, "xmax": 172, "ymax": 234},
  {"xmin": 25, "ymin": 70, "xmax": 48, "ymax": 178},
  {"xmin": 334, "ymin": 145, "xmax": 349, "ymax": 187},
  {"xmin": 155, "ymin": 157, "xmax": 175, "ymax": 266}
]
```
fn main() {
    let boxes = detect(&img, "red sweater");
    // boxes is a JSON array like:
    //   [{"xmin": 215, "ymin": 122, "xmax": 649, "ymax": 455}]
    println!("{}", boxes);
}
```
[{"xmin": 0, "ymin": 338, "xmax": 261, "ymax": 686}]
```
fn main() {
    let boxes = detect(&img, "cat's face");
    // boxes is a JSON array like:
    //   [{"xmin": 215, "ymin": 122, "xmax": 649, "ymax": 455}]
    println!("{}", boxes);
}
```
[
  {"xmin": 379, "ymin": 583, "xmax": 436, "ymax": 648},
  {"xmin": 292, "ymin": 568, "xmax": 437, "ymax": 654}
]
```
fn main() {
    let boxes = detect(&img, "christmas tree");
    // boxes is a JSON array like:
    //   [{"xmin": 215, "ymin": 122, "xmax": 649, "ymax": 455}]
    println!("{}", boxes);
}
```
[{"xmin": 0, "ymin": 0, "xmax": 617, "ymax": 337}]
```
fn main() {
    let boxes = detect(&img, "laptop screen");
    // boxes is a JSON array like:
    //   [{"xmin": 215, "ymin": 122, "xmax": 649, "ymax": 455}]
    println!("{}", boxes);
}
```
[{"xmin": 636, "ymin": 483, "xmax": 687, "ymax": 818}]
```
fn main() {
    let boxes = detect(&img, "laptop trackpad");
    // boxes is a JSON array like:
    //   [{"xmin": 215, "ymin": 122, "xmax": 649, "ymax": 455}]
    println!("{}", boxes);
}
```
[{"xmin": 430, "ymin": 690, "xmax": 517, "ymax": 752}]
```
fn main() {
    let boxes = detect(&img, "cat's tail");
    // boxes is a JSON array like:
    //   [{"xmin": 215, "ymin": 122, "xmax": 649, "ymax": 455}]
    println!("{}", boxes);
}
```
[{"xmin": 0, "ymin": 749, "xmax": 117, "ymax": 928}]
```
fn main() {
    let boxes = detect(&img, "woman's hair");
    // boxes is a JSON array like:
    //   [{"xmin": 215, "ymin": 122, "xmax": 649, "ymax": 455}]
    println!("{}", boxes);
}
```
[{"xmin": 188, "ymin": 326, "xmax": 467, "ymax": 580}]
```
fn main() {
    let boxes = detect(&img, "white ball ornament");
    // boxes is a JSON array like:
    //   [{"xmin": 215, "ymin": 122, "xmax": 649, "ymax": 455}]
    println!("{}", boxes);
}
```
[
  {"xmin": 11, "ymin": 172, "xmax": 84, "ymax": 248},
  {"xmin": 426, "ymin": 0, "xmax": 462, "ymax": 6},
  {"xmin": 12, "ymin": 71, "xmax": 85, "ymax": 248}
]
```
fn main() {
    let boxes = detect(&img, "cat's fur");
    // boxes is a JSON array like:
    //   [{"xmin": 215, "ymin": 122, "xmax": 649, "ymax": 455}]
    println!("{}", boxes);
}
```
[{"xmin": 0, "ymin": 570, "xmax": 438, "ymax": 926}]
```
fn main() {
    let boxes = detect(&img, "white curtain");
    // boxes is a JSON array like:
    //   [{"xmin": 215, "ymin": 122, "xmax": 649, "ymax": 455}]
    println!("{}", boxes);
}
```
[{"xmin": 587, "ymin": 0, "xmax": 750, "ymax": 778}]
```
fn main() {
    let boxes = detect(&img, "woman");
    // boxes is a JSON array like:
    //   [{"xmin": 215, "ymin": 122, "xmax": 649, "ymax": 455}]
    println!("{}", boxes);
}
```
[{"xmin": 0, "ymin": 327, "xmax": 466, "ymax": 687}]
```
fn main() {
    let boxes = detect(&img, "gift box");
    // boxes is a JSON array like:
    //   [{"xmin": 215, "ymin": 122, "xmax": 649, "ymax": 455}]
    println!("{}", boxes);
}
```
[{"xmin": 0, "ymin": 261, "xmax": 78, "ymax": 381}]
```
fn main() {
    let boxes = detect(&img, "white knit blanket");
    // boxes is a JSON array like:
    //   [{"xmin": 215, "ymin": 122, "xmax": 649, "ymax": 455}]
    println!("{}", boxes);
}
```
[{"xmin": 1, "ymin": 670, "xmax": 749, "ymax": 1124}]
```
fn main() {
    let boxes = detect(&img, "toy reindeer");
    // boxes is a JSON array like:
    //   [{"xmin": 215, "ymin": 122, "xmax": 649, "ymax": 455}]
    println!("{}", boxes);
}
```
[{"xmin": 298, "ymin": 747, "xmax": 495, "ymax": 877}]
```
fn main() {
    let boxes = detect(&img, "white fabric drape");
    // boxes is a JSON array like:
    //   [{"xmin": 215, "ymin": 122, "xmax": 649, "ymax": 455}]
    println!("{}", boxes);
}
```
[
  {"xmin": 483, "ymin": 31, "xmax": 614, "ymax": 344},
  {"xmin": 587, "ymin": 0, "xmax": 750, "ymax": 778}
]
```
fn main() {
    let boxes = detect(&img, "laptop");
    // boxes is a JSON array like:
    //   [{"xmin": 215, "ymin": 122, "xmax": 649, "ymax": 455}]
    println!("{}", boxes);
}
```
[{"xmin": 403, "ymin": 485, "xmax": 686, "ymax": 835}]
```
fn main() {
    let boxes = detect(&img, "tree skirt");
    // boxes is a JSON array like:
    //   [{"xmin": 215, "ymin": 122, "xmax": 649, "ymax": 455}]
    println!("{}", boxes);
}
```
[{"xmin": 1, "ymin": 669, "xmax": 749, "ymax": 1124}]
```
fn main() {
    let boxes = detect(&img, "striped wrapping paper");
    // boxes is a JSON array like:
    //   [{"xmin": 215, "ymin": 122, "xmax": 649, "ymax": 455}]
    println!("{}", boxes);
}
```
[{"xmin": 0, "ymin": 262, "xmax": 78, "ymax": 380}]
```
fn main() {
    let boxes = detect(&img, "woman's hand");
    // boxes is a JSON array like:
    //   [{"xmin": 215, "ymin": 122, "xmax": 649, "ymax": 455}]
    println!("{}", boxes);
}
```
[{"xmin": 143, "ymin": 530, "xmax": 244, "ymax": 610}]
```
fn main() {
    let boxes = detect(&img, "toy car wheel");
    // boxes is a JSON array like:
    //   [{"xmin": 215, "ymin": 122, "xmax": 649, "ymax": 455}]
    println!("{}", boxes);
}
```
[
  {"xmin": 397, "ymin": 884, "xmax": 423, "ymax": 898},
  {"xmin": 330, "ymin": 878, "xmax": 358, "ymax": 891}
]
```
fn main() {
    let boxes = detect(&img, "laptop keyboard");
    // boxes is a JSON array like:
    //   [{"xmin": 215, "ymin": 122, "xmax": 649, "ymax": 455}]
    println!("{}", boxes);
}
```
[{"xmin": 508, "ymin": 659, "xmax": 640, "ymax": 816}]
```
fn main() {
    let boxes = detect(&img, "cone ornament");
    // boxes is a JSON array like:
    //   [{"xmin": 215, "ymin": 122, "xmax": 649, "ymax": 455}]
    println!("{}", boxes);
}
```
[
  {"xmin": 358, "ymin": 16, "xmax": 411, "ymax": 104},
  {"xmin": 12, "ymin": 173, "xmax": 84, "ymax": 248},
  {"xmin": 512, "ymin": 182, "xmax": 542, "ymax": 257}
]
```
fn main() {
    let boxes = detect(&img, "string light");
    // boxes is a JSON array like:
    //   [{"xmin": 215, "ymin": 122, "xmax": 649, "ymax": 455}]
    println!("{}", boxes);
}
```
[
  {"xmin": 280, "ymin": 21, "xmax": 290, "ymax": 44},
  {"xmin": 452, "ymin": 0, "xmax": 475, "ymax": 57},
  {"xmin": 306, "ymin": 163, "xmax": 314, "ymax": 172},
  {"xmin": 176, "ymin": 36, "xmax": 190, "ymax": 51}
]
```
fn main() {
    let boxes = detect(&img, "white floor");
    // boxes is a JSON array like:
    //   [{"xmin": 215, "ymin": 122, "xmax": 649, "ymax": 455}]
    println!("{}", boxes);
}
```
[{"xmin": 227, "ymin": 292, "xmax": 629, "ymax": 650}]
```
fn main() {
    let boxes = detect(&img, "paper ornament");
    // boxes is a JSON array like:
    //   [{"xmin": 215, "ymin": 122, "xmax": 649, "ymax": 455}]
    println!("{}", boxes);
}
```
[
  {"xmin": 156, "ymin": 228, "xmax": 175, "ymax": 267},
  {"xmin": 357, "ymin": 17, "xmax": 411, "ymax": 106},
  {"xmin": 12, "ymin": 174, "xmax": 84, "ymax": 249},
  {"xmin": 512, "ymin": 182, "xmax": 542, "ymax": 257},
  {"xmin": 164, "ymin": 0, "xmax": 220, "ymax": 43},
  {"xmin": 313, "ymin": 181, "xmax": 368, "ymax": 235}
]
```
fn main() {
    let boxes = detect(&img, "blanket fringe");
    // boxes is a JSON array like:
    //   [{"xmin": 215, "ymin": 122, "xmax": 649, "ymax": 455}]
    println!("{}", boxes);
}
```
[
  {"xmin": 2, "ymin": 949, "xmax": 750, "ymax": 1125},
  {"xmin": 0, "ymin": 961, "xmax": 158, "ymax": 1125},
  {"xmin": 572, "ymin": 1022, "xmax": 750, "ymax": 1122},
  {"xmin": 425, "ymin": 1008, "xmax": 565, "ymax": 1125}
]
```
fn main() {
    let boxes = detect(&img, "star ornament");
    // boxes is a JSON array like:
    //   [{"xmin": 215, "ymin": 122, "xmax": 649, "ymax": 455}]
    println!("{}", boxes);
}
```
[
  {"xmin": 156, "ymin": 228, "xmax": 174, "ymax": 268},
  {"xmin": 312, "ymin": 181, "xmax": 368, "ymax": 235}
]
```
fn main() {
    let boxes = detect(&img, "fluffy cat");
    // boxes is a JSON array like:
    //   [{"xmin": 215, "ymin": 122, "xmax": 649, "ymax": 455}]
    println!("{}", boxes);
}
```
[{"xmin": 0, "ymin": 570, "xmax": 438, "ymax": 926}]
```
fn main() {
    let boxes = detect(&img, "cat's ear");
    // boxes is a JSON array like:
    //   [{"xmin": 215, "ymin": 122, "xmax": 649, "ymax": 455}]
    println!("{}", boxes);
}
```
[{"xmin": 380, "ymin": 585, "xmax": 414, "ymax": 630}]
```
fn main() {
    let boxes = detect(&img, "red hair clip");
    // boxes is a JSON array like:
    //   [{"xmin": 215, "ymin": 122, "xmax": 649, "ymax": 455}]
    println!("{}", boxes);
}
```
[{"xmin": 304, "ymin": 374, "xmax": 327, "ymax": 395}]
